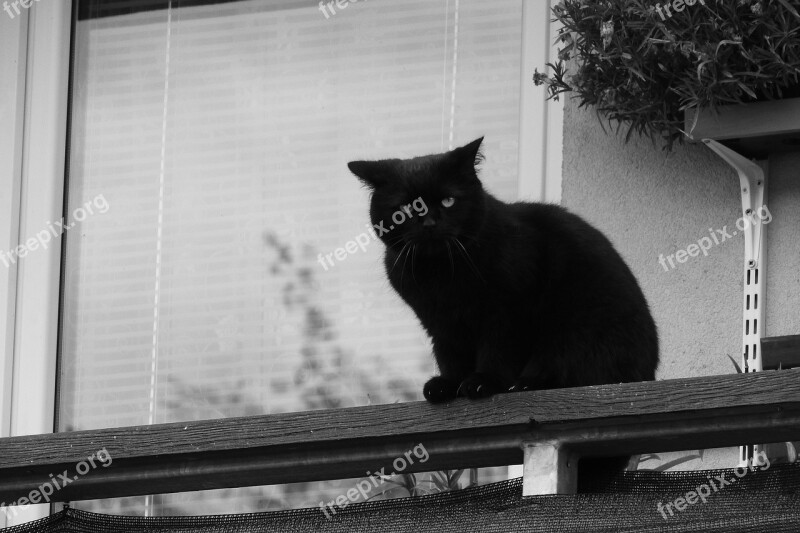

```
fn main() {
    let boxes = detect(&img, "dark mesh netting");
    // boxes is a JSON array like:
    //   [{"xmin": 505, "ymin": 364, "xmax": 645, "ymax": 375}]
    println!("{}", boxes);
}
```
[{"xmin": 5, "ymin": 462, "xmax": 800, "ymax": 532}]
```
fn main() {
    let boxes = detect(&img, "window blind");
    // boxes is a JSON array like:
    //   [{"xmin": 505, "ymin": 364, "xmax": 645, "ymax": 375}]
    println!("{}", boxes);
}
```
[{"xmin": 61, "ymin": 0, "xmax": 524, "ymax": 514}]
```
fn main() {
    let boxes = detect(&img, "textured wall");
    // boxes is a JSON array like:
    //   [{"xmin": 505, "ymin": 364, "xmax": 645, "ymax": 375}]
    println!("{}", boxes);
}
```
[{"xmin": 560, "ymin": 99, "xmax": 800, "ymax": 468}]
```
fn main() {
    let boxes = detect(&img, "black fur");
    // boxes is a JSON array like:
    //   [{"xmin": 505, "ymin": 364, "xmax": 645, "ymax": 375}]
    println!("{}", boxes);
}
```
[{"xmin": 348, "ymin": 137, "xmax": 658, "ymax": 404}]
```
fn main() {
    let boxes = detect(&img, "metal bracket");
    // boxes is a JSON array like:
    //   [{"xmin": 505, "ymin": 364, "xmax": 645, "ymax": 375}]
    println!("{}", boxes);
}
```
[
  {"xmin": 521, "ymin": 441, "xmax": 577, "ymax": 496},
  {"xmin": 703, "ymin": 140, "xmax": 766, "ymax": 270},
  {"xmin": 703, "ymin": 139, "xmax": 769, "ymax": 467}
]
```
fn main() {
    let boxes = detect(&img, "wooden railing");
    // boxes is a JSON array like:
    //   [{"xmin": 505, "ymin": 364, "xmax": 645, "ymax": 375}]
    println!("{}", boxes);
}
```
[{"xmin": 1, "ymin": 371, "xmax": 799, "ymax": 503}]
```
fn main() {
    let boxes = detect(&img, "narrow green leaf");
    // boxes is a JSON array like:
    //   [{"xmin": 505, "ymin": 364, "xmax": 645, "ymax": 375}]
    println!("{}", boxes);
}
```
[{"xmin": 778, "ymin": 0, "xmax": 800, "ymax": 20}]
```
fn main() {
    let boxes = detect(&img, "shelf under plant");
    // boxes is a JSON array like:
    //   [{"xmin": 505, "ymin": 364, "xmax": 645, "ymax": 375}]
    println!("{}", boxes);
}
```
[{"xmin": 685, "ymin": 97, "xmax": 800, "ymax": 159}]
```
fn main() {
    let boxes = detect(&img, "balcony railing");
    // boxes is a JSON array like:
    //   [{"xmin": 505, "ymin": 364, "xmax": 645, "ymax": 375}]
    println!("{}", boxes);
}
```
[{"xmin": 1, "ymin": 370, "xmax": 799, "ymax": 504}]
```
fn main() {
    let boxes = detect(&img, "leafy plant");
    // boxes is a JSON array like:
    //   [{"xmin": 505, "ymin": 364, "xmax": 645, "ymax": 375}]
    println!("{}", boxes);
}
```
[
  {"xmin": 427, "ymin": 469, "xmax": 471, "ymax": 492},
  {"xmin": 366, "ymin": 469, "xmax": 476, "ymax": 501},
  {"xmin": 534, "ymin": 0, "xmax": 800, "ymax": 150},
  {"xmin": 727, "ymin": 354, "xmax": 743, "ymax": 374}
]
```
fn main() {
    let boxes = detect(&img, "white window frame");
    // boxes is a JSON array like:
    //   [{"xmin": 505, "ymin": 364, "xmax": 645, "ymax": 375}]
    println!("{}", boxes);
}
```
[
  {"xmin": 0, "ymin": 0, "xmax": 561, "ymax": 523},
  {"xmin": 518, "ymin": 0, "xmax": 564, "ymax": 204},
  {"xmin": 0, "ymin": 0, "xmax": 72, "ymax": 526}
]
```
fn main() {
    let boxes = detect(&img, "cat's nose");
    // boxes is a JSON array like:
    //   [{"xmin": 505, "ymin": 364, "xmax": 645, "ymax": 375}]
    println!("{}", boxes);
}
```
[{"xmin": 422, "ymin": 216, "xmax": 436, "ymax": 228}]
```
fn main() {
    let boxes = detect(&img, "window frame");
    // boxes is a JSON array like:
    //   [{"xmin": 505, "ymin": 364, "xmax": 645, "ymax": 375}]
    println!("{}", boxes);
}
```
[
  {"xmin": 0, "ymin": 0, "xmax": 562, "ymax": 523},
  {"xmin": 518, "ymin": 0, "xmax": 564, "ymax": 204},
  {"xmin": 0, "ymin": 0, "xmax": 72, "ymax": 526}
]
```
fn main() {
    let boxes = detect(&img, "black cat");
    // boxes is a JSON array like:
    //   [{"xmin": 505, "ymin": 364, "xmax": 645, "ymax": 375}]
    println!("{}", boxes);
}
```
[{"xmin": 348, "ymin": 137, "xmax": 658, "ymax": 404}]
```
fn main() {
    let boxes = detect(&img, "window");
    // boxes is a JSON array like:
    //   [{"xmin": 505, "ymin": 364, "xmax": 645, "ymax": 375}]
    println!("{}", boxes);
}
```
[{"xmin": 2, "ymin": 0, "xmax": 562, "ymax": 522}]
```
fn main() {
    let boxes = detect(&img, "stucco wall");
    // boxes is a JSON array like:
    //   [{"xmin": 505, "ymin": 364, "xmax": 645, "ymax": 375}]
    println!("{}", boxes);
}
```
[{"xmin": 560, "ymin": 99, "xmax": 800, "ymax": 468}]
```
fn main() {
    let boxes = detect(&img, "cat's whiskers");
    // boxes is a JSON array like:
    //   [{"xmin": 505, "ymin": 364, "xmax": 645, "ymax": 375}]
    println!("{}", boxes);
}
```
[
  {"xmin": 389, "ymin": 242, "xmax": 412, "ymax": 276},
  {"xmin": 445, "ymin": 240, "xmax": 455, "ymax": 281},
  {"xmin": 457, "ymin": 234, "xmax": 481, "ymax": 248},
  {"xmin": 385, "ymin": 234, "xmax": 405, "ymax": 246},
  {"xmin": 454, "ymin": 238, "xmax": 485, "ymax": 283},
  {"xmin": 411, "ymin": 243, "xmax": 418, "ymax": 284},
  {"xmin": 400, "ymin": 243, "xmax": 413, "ymax": 290}
]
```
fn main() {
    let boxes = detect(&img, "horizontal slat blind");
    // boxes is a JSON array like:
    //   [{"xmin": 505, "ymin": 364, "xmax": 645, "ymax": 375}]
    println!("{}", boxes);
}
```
[{"xmin": 61, "ymin": 0, "xmax": 523, "ymax": 514}]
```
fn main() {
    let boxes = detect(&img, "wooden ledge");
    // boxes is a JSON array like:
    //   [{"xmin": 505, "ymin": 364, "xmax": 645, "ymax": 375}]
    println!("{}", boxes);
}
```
[{"xmin": 0, "ymin": 371, "xmax": 799, "ymax": 502}]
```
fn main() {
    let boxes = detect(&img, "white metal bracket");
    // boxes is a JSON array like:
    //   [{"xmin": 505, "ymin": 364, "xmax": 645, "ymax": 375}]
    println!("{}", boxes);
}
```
[
  {"xmin": 703, "ymin": 139, "xmax": 768, "ymax": 467},
  {"xmin": 521, "ymin": 441, "xmax": 577, "ymax": 496},
  {"xmin": 703, "ymin": 140, "xmax": 767, "ymax": 272}
]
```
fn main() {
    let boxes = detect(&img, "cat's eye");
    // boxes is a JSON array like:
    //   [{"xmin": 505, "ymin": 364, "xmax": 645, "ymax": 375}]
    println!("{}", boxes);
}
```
[{"xmin": 441, "ymin": 197, "xmax": 455, "ymax": 208}]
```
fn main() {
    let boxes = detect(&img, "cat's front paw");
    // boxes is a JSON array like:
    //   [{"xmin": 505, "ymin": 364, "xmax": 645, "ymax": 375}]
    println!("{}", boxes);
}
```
[
  {"xmin": 423, "ymin": 376, "xmax": 459, "ymax": 403},
  {"xmin": 508, "ymin": 377, "xmax": 538, "ymax": 393},
  {"xmin": 457, "ymin": 373, "xmax": 504, "ymax": 399}
]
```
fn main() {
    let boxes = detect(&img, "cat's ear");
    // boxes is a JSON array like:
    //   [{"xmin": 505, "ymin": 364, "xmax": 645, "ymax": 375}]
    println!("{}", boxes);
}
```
[
  {"xmin": 348, "ymin": 160, "xmax": 386, "ymax": 189},
  {"xmin": 451, "ymin": 137, "xmax": 484, "ymax": 170}
]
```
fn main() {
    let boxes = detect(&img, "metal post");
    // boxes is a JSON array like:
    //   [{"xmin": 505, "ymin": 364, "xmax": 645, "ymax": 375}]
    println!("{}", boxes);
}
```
[
  {"xmin": 703, "ymin": 139, "xmax": 768, "ymax": 466},
  {"xmin": 521, "ymin": 441, "xmax": 577, "ymax": 496}
]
